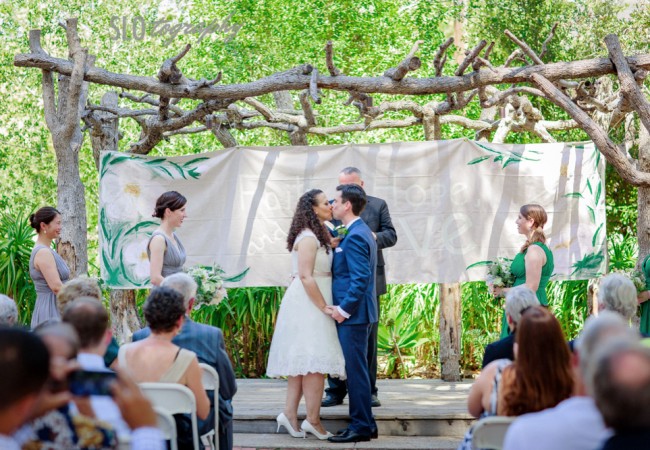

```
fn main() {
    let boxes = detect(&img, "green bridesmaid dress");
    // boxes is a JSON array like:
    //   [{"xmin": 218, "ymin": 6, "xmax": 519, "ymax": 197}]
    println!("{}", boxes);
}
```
[
  {"xmin": 500, "ymin": 242, "xmax": 554, "ymax": 338},
  {"xmin": 640, "ymin": 254, "xmax": 650, "ymax": 335}
]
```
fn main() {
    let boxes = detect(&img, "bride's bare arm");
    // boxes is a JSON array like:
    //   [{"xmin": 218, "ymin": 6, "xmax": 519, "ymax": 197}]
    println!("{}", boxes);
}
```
[{"xmin": 296, "ymin": 237, "xmax": 329, "ymax": 313}]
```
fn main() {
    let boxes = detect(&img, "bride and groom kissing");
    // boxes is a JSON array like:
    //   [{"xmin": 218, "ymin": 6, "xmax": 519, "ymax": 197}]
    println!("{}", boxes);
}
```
[{"xmin": 266, "ymin": 183, "xmax": 380, "ymax": 443}]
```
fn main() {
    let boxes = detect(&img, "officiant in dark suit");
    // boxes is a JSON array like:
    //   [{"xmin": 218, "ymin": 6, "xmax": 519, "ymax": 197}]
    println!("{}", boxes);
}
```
[{"xmin": 323, "ymin": 167, "xmax": 397, "ymax": 408}]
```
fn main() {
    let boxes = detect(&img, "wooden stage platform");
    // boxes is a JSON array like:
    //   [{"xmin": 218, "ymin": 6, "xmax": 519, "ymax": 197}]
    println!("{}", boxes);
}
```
[{"xmin": 233, "ymin": 378, "xmax": 474, "ymax": 450}]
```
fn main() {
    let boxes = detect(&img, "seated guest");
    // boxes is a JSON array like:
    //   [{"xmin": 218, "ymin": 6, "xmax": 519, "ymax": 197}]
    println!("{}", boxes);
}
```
[
  {"xmin": 0, "ymin": 294, "xmax": 18, "ymax": 326},
  {"xmin": 482, "ymin": 285, "xmax": 537, "ymax": 368},
  {"xmin": 58, "ymin": 277, "xmax": 119, "ymax": 368},
  {"xmin": 26, "ymin": 322, "xmax": 118, "ymax": 450},
  {"xmin": 119, "ymin": 287, "xmax": 210, "ymax": 450},
  {"xmin": 589, "ymin": 338, "xmax": 650, "ymax": 449},
  {"xmin": 0, "ymin": 328, "xmax": 51, "ymax": 448},
  {"xmin": 503, "ymin": 311, "xmax": 637, "ymax": 450},
  {"xmin": 597, "ymin": 273, "xmax": 637, "ymax": 321},
  {"xmin": 133, "ymin": 273, "xmax": 238, "ymax": 450},
  {"xmin": 62, "ymin": 297, "xmax": 131, "ymax": 439},
  {"xmin": 0, "ymin": 328, "xmax": 165, "ymax": 450},
  {"xmin": 458, "ymin": 306, "xmax": 573, "ymax": 450}
]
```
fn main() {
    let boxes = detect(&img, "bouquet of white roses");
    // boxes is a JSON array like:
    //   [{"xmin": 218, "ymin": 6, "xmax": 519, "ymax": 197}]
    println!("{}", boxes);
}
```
[
  {"xmin": 185, "ymin": 264, "xmax": 249, "ymax": 309},
  {"xmin": 486, "ymin": 257, "xmax": 516, "ymax": 288},
  {"xmin": 610, "ymin": 268, "xmax": 646, "ymax": 294}
]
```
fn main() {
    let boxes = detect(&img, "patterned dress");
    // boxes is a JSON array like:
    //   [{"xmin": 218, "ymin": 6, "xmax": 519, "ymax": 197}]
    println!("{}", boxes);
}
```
[{"xmin": 458, "ymin": 359, "xmax": 512, "ymax": 450}]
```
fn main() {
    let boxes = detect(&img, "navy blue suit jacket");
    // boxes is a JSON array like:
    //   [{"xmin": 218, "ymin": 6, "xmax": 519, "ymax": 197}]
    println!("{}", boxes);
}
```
[
  {"xmin": 332, "ymin": 219, "xmax": 378, "ymax": 325},
  {"xmin": 481, "ymin": 332, "xmax": 515, "ymax": 368},
  {"xmin": 330, "ymin": 195, "xmax": 397, "ymax": 296}
]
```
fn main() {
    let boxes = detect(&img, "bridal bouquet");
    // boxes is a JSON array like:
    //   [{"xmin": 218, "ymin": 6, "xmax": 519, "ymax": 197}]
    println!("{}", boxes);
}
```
[
  {"xmin": 486, "ymin": 257, "xmax": 515, "ymax": 288},
  {"xmin": 185, "ymin": 264, "xmax": 249, "ymax": 309}
]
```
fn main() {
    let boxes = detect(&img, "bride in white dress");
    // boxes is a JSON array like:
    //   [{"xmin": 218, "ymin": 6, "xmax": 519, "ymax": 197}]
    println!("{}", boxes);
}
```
[{"xmin": 266, "ymin": 189, "xmax": 346, "ymax": 440}]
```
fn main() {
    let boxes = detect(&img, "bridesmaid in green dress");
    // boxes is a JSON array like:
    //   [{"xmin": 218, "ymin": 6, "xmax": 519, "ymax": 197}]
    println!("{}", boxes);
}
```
[
  {"xmin": 638, "ymin": 254, "xmax": 650, "ymax": 335},
  {"xmin": 492, "ymin": 204, "xmax": 554, "ymax": 338}
]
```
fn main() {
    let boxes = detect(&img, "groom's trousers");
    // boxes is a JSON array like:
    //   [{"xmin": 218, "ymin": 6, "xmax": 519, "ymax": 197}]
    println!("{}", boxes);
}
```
[
  {"xmin": 326, "ymin": 299, "xmax": 379, "ymax": 399},
  {"xmin": 336, "ymin": 323, "xmax": 376, "ymax": 435}
]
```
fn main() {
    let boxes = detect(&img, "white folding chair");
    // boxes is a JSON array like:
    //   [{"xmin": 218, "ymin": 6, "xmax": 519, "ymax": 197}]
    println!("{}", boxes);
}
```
[
  {"xmin": 472, "ymin": 416, "xmax": 516, "ymax": 450},
  {"xmin": 140, "ymin": 383, "xmax": 199, "ymax": 450},
  {"xmin": 153, "ymin": 406, "xmax": 178, "ymax": 450},
  {"xmin": 116, "ymin": 435, "xmax": 130, "ymax": 450},
  {"xmin": 199, "ymin": 363, "xmax": 220, "ymax": 450}
]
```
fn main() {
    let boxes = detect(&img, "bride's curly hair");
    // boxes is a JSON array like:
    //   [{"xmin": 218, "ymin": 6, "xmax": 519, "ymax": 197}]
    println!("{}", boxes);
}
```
[{"xmin": 287, "ymin": 189, "xmax": 331, "ymax": 254}]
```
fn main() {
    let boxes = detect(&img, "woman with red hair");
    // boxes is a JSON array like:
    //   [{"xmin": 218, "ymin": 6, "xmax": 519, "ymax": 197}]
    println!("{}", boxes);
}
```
[{"xmin": 458, "ymin": 306, "xmax": 573, "ymax": 450}]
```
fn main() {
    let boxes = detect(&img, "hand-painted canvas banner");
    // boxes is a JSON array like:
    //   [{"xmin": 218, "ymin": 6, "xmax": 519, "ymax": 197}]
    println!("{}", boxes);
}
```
[{"xmin": 99, "ymin": 139, "xmax": 606, "ymax": 288}]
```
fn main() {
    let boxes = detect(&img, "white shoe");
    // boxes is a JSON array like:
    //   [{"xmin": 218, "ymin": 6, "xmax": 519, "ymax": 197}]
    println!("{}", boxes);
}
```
[
  {"xmin": 301, "ymin": 419, "xmax": 333, "ymax": 440},
  {"xmin": 276, "ymin": 413, "xmax": 305, "ymax": 438}
]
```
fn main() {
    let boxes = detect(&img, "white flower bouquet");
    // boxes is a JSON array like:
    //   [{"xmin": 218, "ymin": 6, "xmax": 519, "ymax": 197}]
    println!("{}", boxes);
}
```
[
  {"xmin": 185, "ymin": 264, "xmax": 249, "ymax": 309},
  {"xmin": 486, "ymin": 257, "xmax": 516, "ymax": 288}
]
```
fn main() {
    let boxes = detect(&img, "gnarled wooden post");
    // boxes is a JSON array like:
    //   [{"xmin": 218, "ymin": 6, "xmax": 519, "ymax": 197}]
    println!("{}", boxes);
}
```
[{"xmin": 88, "ymin": 91, "xmax": 142, "ymax": 342}]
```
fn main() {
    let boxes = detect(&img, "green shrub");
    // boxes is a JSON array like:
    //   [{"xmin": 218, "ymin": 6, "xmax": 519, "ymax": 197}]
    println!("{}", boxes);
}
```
[{"xmin": 0, "ymin": 213, "xmax": 36, "ymax": 324}]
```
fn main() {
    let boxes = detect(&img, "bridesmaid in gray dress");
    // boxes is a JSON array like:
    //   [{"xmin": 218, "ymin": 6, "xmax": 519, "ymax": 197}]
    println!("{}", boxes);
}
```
[
  {"xmin": 29, "ymin": 206, "xmax": 70, "ymax": 329},
  {"xmin": 148, "ymin": 191, "xmax": 187, "ymax": 286}
]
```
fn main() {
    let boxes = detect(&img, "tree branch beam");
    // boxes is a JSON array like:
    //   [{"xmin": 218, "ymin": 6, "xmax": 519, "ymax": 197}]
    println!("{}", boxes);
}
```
[
  {"xmin": 605, "ymin": 34, "xmax": 650, "ymax": 138},
  {"xmin": 539, "ymin": 23, "xmax": 558, "ymax": 60},
  {"xmin": 455, "ymin": 40, "xmax": 487, "ymax": 76},
  {"xmin": 532, "ymin": 72, "xmax": 650, "ymax": 186},
  {"xmin": 19, "ymin": 45, "xmax": 650, "ymax": 99},
  {"xmin": 325, "ymin": 41, "xmax": 341, "ymax": 76},
  {"xmin": 433, "ymin": 37, "xmax": 454, "ymax": 77},
  {"xmin": 384, "ymin": 40, "xmax": 423, "ymax": 81},
  {"xmin": 505, "ymin": 30, "xmax": 544, "ymax": 65}
]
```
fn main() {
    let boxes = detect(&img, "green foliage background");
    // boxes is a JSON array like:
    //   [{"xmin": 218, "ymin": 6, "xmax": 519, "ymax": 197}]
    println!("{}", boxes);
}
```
[{"xmin": 0, "ymin": 0, "xmax": 648, "ymax": 376}]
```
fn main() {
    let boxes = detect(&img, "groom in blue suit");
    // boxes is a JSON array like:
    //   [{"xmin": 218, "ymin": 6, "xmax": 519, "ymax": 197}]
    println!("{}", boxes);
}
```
[{"xmin": 327, "ymin": 184, "xmax": 378, "ymax": 443}]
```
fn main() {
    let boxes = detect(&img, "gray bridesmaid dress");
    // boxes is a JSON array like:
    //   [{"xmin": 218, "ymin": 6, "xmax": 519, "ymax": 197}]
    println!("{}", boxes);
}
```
[
  {"xmin": 30, "ymin": 244, "xmax": 70, "ymax": 329},
  {"xmin": 146, "ymin": 231, "xmax": 187, "ymax": 277}
]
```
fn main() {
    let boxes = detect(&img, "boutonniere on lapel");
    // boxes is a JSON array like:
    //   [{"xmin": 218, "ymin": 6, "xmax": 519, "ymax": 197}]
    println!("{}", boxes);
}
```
[{"xmin": 334, "ymin": 225, "xmax": 348, "ymax": 239}]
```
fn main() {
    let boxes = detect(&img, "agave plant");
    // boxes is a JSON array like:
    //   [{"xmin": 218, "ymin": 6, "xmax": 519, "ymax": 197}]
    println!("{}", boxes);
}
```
[{"xmin": 0, "ymin": 212, "xmax": 36, "ymax": 324}]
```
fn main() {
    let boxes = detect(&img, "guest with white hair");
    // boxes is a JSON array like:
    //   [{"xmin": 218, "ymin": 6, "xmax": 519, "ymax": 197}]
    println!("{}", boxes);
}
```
[
  {"xmin": 598, "ymin": 273, "xmax": 637, "ymax": 321},
  {"xmin": 0, "ymin": 294, "xmax": 18, "ymax": 326},
  {"xmin": 482, "ymin": 285, "xmax": 538, "ymax": 367}
]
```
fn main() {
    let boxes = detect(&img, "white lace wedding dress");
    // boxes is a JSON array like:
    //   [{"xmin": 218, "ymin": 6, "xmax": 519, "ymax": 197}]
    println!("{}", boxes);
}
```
[{"xmin": 266, "ymin": 229, "xmax": 346, "ymax": 379}]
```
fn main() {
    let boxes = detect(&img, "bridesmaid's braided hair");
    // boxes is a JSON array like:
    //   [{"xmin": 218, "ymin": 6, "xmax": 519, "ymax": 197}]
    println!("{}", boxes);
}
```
[
  {"xmin": 520, "ymin": 204, "xmax": 548, "ymax": 253},
  {"xmin": 287, "ymin": 189, "xmax": 331, "ymax": 254}
]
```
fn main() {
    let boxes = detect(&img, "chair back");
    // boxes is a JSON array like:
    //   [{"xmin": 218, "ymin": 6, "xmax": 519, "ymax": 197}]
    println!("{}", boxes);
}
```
[
  {"xmin": 472, "ymin": 416, "xmax": 516, "ymax": 450},
  {"xmin": 140, "ymin": 382, "xmax": 199, "ymax": 450},
  {"xmin": 199, "ymin": 363, "xmax": 220, "ymax": 450},
  {"xmin": 153, "ymin": 406, "xmax": 178, "ymax": 450}
]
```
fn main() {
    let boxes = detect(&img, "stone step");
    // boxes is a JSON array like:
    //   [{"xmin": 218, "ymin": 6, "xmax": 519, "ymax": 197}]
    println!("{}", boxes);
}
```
[{"xmin": 234, "ymin": 433, "xmax": 462, "ymax": 450}]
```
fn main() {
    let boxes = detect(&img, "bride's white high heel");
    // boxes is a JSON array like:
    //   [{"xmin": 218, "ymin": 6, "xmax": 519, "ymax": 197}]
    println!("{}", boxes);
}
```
[
  {"xmin": 276, "ymin": 413, "xmax": 305, "ymax": 438},
  {"xmin": 301, "ymin": 419, "xmax": 333, "ymax": 440}
]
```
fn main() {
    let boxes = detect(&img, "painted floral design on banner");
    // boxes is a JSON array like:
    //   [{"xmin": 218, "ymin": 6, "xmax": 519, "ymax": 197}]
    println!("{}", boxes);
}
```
[{"xmin": 99, "ymin": 152, "xmax": 208, "ymax": 287}]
